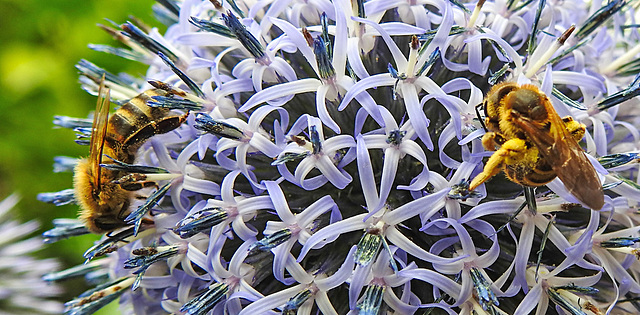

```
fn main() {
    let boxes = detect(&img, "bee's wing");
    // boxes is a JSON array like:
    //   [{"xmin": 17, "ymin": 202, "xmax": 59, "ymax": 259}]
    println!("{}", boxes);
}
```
[
  {"xmin": 89, "ymin": 78, "xmax": 111, "ymax": 190},
  {"xmin": 514, "ymin": 110, "xmax": 604, "ymax": 210}
]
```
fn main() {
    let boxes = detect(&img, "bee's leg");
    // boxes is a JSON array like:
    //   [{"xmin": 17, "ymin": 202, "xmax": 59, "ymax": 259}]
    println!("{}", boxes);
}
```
[
  {"xmin": 469, "ymin": 138, "xmax": 527, "ymax": 191},
  {"xmin": 121, "ymin": 181, "xmax": 158, "ymax": 191},
  {"xmin": 561, "ymin": 116, "xmax": 586, "ymax": 141},
  {"xmin": 115, "ymin": 174, "xmax": 159, "ymax": 191},
  {"xmin": 481, "ymin": 132, "xmax": 505, "ymax": 151}
]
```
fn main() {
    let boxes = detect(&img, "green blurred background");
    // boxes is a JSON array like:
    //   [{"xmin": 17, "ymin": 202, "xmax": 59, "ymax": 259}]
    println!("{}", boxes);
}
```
[{"xmin": 0, "ymin": 0, "xmax": 160, "ymax": 313}]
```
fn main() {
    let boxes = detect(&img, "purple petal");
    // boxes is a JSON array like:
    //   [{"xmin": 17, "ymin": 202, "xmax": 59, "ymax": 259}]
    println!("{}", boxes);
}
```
[
  {"xmin": 238, "ymin": 284, "xmax": 304, "ymax": 315},
  {"xmin": 513, "ymin": 283, "xmax": 543, "ymax": 315},
  {"xmin": 315, "ymin": 246, "xmax": 357, "ymax": 291},
  {"xmin": 338, "ymin": 74, "xmax": 394, "ymax": 111},
  {"xmin": 331, "ymin": 0, "xmax": 348, "ymax": 77},
  {"xmin": 264, "ymin": 181, "xmax": 294, "ymax": 223},
  {"xmin": 297, "ymin": 214, "xmax": 367, "ymax": 261},
  {"xmin": 314, "ymin": 155, "xmax": 352, "ymax": 189},
  {"xmin": 347, "ymin": 38, "xmax": 369, "ymax": 79},
  {"xmin": 465, "ymin": 31, "xmax": 523, "ymax": 74},
  {"xmin": 296, "ymin": 195, "xmax": 336, "ymax": 227},
  {"xmin": 385, "ymin": 227, "xmax": 465, "ymax": 265},
  {"xmin": 240, "ymin": 79, "xmax": 321, "ymax": 112},
  {"xmin": 356, "ymin": 135, "xmax": 380, "ymax": 212},
  {"xmin": 351, "ymin": 16, "xmax": 407, "ymax": 69},
  {"xmin": 269, "ymin": 17, "xmax": 319, "ymax": 74},
  {"xmin": 182, "ymin": 175, "xmax": 221, "ymax": 196},
  {"xmin": 384, "ymin": 189, "xmax": 449, "ymax": 224},
  {"xmin": 376, "ymin": 148, "xmax": 401, "ymax": 211},
  {"xmin": 402, "ymin": 83, "xmax": 433, "ymax": 150},
  {"xmin": 316, "ymin": 84, "xmax": 341, "ymax": 133}
]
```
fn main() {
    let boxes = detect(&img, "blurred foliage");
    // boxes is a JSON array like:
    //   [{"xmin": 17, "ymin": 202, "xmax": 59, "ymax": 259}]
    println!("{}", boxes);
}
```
[{"xmin": 0, "ymin": 0, "xmax": 157, "ymax": 313}]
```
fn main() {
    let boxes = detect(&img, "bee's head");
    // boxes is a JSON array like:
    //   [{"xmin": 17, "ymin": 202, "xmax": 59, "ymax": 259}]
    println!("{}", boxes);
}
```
[
  {"xmin": 507, "ymin": 88, "xmax": 548, "ymax": 122},
  {"xmin": 85, "ymin": 198, "xmax": 130, "ymax": 234}
]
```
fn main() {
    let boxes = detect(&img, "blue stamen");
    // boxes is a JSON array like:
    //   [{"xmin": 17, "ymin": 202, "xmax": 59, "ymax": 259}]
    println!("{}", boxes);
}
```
[
  {"xmin": 53, "ymin": 156, "xmax": 78, "ymax": 173},
  {"xmin": 173, "ymin": 208, "xmax": 228, "ymax": 239},
  {"xmin": 42, "ymin": 219, "xmax": 90, "ymax": 243},
  {"xmin": 83, "ymin": 227, "xmax": 136, "ymax": 262},
  {"xmin": 189, "ymin": 16, "xmax": 235, "ymax": 38},
  {"xmin": 249, "ymin": 228, "xmax": 292, "ymax": 252},
  {"xmin": 147, "ymin": 96, "xmax": 202, "ymax": 111},
  {"xmin": 598, "ymin": 152, "xmax": 640, "ymax": 169},
  {"xmin": 283, "ymin": 289, "xmax": 313, "ymax": 313},
  {"xmin": 309, "ymin": 125, "xmax": 322, "ymax": 154},
  {"xmin": 355, "ymin": 232, "xmax": 382, "ymax": 266},
  {"xmin": 547, "ymin": 287, "xmax": 587, "ymax": 315},
  {"xmin": 448, "ymin": 0, "xmax": 471, "ymax": 14},
  {"xmin": 554, "ymin": 284, "xmax": 599, "ymax": 295},
  {"xmin": 386, "ymin": 130, "xmax": 406, "ymax": 146},
  {"xmin": 416, "ymin": 47, "xmax": 441, "ymax": 77},
  {"xmin": 120, "ymin": 21, "xmax": 180, "ymax": 63},
  {"xmin": 447, "ymin": 180, "xmax": 483, "ymax": 200},
  {"xmin": 597, "ymin": 73, "xmax": 640, "ymax": 110},
  {"xmin": 157, "ymin": 52, "xmax": 205, "ymax": 97},
  {"xmin": 552, "ymin": 88, "xmax": 587, "ymax": 110},
  {"xmin": 64, "ymin": 278, "xmax": 130, "ymax": 315},
  {"xmin": 43, "ymin": 262, "xmax": 102, "ymax": 282},
  {"xmin": 575, "ymin": 0, "xmax": 626, "ymax": 41},
  {"xmin": 356, "ymin": 284, "xmax": 385, "ymax": 315},
  {"xmin": 88, "ymin": 44, "xmax": 148, "ymax": 62},
  {"xmin": 76, "ymin": 59, "xmax": 139, "ymax": 92},
  {"xmin": 194, "ymin": 113, "xmax": 245, "ymax": 140},
  {"xmin": 320, "ymin": 13, "xmax": 332, "ymax": 59},
  {"xmin": 271, "ymin": 152, "xmax": 309, "ymax": 165},
  {"xmin": 470, "ymin": 267, "xmax": 499, "ymax": 311},
  {"xmin": 53, "ymin": 115, "xmax": 93, "ymax": 130},
  {"xmin": 314, "ymin": 36, "xmax": 335, "ymax": 80},
  {"xmin": 527, "ymin": 0, "xmax": 547, "ymax": 55},
  {"xmin": 99, "ymin": 155, "xmax": 170, "ymax": 174},
  {"xmin": 155, "ymin": 0, "xmax": 180, "ymax": 16},
  {"xmin": 125, "ymin": 182, "xmax": 172, "ymax": 236},
  {"xmin": 600, "ymin": 237, "xmax": 640, "ymax": 248},
  {"xmin": 222, "ymin": 12, "xmax": 266, "ymax": 60},
  {"xmin": 180, "ymin": 282, "xmax": 229, "ymax": 315},
  {"xmin": 37, "ymin": 189, "xmax": 75, "ymax": 206},
  {"xmin": 124, "ymin": 245, "xmax": 181, "ymax": 290}
]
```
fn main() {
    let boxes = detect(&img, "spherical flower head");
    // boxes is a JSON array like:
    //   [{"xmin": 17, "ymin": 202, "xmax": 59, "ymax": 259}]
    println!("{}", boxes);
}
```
[
  {"xmin": 0, "ymin": 194, "xmax": 63, "ymax": 314},
  {"xmin": 40, "ymin": 0, "xmax": 640, "ymax": 314}
]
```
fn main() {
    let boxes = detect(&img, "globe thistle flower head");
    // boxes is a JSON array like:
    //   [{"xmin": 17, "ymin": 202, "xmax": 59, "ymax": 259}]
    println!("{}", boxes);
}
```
[
  {"xmin": 39, "ymin": 0, "xmax": 640, "ymax": 314},
  {"xmin": 0, "ymin": 194, "xmax": 63, "ymax": 314}
]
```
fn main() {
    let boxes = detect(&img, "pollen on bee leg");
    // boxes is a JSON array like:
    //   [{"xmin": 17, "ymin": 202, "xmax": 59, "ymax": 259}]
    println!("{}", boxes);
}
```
[
  {"xmin": 481, "ymin": 131, "xmax": 500, "ymax": 151},
  {"xmin": 470, "ymin": 138, "xmax": 528, "ymax": 191},
  {"xmin": 468, "ymin": 153, "xmax": 506, "ymax": 191}
]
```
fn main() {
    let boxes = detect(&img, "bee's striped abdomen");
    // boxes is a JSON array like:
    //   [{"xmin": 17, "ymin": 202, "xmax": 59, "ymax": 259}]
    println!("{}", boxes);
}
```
[{"xmin": 103, "ymin": 89, "xmax": 173, "ymax": 159}]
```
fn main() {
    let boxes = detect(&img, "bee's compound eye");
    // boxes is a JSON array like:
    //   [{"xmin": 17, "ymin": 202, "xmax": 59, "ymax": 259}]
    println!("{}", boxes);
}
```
[{"xmin": 509, "ymin": 89, "xmax": 547, "ymax": 121}]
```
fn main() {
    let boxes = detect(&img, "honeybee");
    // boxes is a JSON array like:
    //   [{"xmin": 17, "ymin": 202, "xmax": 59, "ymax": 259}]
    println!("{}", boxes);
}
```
[
  {"xmin": 468, "ymin": 82, "xmax": 604, "ymax": 210},
  {"xmin": 74, "ymin": 81, "xmax": 188, "ymax": 233}
]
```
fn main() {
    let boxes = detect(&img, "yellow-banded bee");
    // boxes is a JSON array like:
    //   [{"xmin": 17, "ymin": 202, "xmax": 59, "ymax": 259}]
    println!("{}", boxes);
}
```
[
  {"xmin": 469, "ymin": 82, "xmax": 604, "ymax": 210},
  {"xmin": 74, "ymin": 81, "xmax": 188, "ymax": 233}
]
